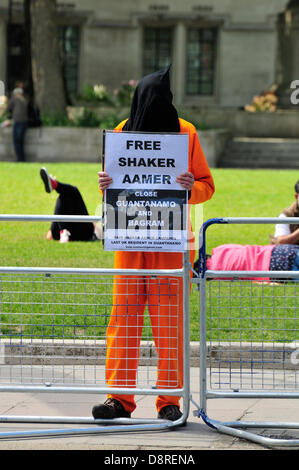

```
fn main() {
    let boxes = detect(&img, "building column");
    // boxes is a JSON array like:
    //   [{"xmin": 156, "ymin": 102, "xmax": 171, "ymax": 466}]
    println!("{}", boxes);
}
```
[{"xmin": 172, "ymin": 21, "xmax": 186, "ymax": 106}]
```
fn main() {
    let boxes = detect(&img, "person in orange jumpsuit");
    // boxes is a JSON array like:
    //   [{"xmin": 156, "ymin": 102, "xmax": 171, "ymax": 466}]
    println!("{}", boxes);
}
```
[{"xmin": 92, "ymin": 65, "xmax": 215, "ymax": 422}]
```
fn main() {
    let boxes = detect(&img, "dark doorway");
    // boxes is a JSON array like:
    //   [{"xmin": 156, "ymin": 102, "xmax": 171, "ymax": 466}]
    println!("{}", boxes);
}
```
[{"xmin": 6, "ymin": 23, "xmax": 28, "ymax": 93}]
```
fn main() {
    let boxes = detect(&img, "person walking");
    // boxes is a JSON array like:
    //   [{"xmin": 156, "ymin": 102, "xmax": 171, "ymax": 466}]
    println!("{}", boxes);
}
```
[{"xmin": 6, "ymin": 88, "xmax": 28, "ymax": 162}]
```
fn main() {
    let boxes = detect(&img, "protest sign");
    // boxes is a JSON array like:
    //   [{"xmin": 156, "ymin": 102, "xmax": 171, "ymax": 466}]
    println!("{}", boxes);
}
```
[{"xmin": 103, "ymin": 131, "xmax": 189, "ymax": 252}]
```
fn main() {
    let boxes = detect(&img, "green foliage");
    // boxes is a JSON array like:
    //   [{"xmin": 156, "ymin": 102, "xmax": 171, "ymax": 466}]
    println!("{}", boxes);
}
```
[
  {"xmin": 41, "ymin": 109, "xmax": 103, "ymax": 128},
  {"xmin": 80, "ymin": 84, "xmax": 100, "ymax": 102},
  {"xmin": 73, "ymin": 109, "xmax": 101, "ymax": 128},
  {"xmin": 41, "ymin": 80, "xmax": 138, "ymax": 128},
  {"xmin": 0, "ymin": 111, "xmax": 8, "ymax": 123},
  {"xmin": 113, "ymin": 80, "xmax": 138, "ymax": 107},
  {"xmin": 41, "ymin": 111, "xmax": 74, "ymax": 127},
  {"xmin": 177, "ymin": 108, "xmax": 211, "ymax": 131},
  {"xmin": 79, "ymin": 84, "xmax": 112, "ymax": 104},
  {"xmin": 99, "ymin": 113, "xmax": 122, "ymax": 130}
]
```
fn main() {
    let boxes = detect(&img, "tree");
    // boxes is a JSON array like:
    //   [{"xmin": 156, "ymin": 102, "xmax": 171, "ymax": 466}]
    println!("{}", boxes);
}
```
[{"xmin": 30, "ymin": 0, "xmax": 67, "ymax": 114}]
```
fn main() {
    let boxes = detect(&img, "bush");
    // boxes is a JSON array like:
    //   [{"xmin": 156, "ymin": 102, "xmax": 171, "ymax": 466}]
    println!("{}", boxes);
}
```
[
  {"xmin": 79, "ymin": 84, "xmax": 112, "ymax": 104},
  {"xmin": 245, "ymin": 85, "xmax": 278, "ymax": 113},
  {"xmin": 73, "ymin": 109, "xmax": 101, "ymax": 128},
  {"xmin": 0, "ymin": 111, "xmax": 8, "ymax": 124},
  {"xmin": 41, "ymin": 111, "xmax": 74, "ymax": 127},
  {"xmin": 40, "ymin": 80, "xmax": 138, "ymax": 128},
  {"xmin": 177, "ymin": 109, "xmax": 211, "ymax": 130},
  {"xmin": 41, "ymin": 109, "xmax": 102, "ymax": 128},
  {"xmin": 99, "ymin": 113, "xmax": 123, "ymax": 130},
  {"xmin": 113, "ymin": 80, "xmax": 138, "ymax": 107}
]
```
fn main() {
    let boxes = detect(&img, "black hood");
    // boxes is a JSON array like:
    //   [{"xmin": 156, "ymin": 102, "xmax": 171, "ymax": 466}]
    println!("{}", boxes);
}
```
[{"xmin": 123, "ymin": 65, "xmax": 180, "ymax": 133}]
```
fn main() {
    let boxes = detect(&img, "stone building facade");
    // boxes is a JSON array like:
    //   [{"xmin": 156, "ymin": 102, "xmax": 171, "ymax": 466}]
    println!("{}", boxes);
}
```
[{"xmin": 0, "ymin": 0, "xmax": 297, "ymax": 109}]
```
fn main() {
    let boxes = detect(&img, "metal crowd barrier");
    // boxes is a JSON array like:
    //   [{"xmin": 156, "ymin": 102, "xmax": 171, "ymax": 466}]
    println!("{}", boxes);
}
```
[
  {"xmin": 0, "ymin": 214, "xmax": 190, "ymax": 439},
  {"xmin": 193, "ymin": 217, "xmax": 299, "ymax": 449}
]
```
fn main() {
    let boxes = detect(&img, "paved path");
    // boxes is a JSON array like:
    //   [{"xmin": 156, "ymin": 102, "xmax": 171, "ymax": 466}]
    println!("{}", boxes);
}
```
[{"xmin": 0, "ymin": 368, "xmax": 298, "ymax": 451}]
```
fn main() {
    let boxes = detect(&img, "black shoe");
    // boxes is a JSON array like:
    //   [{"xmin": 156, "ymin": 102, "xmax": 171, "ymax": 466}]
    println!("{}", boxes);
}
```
[
  {"xmin": 92, "ymin": 398, "xmax": 131, "ymax": 419},
  {"xmin": 40, "ymin": 167, "xmax": 52, "ymax": 193},
  {"xmin": 157, "ymin": 405, "xmax": 186, "ymax": 425}
]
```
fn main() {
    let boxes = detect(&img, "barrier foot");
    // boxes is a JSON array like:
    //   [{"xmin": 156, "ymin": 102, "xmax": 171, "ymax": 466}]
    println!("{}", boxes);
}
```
[
  {"xmin": 0, "ymin": 415, "xmax": 185, "ymax": 440},
  {"xmin": 198, "ymin": 409, "xmax": 299, "ymax": 449}
]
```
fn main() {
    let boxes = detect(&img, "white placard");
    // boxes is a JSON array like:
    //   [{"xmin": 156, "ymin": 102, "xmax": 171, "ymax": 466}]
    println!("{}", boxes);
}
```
[{"xmin": 103, "ymin": 131, "xmax": 189, "ymax": 252}]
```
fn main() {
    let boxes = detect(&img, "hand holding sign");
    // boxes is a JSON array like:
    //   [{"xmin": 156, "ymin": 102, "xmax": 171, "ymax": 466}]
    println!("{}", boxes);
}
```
[
  {"xmin": 98, "ymin": 171, "xmax": 113, "ymax": 190},
  {"xmin": 176, "ymin": 172, "xmax": 195, "ymax": 190}
]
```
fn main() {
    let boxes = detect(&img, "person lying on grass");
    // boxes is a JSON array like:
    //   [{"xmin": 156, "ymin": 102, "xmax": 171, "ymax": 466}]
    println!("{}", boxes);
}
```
[
  {"xmin": 40, "ymin": 167, "xmax": 102, "ymax": 243},
  {"xmin": 193, "ymin": 243, "xmax": 299, "ymax": 281}
]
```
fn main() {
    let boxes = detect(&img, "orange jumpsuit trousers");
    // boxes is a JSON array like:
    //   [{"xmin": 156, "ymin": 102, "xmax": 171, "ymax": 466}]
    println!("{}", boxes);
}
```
[{"xmin": 105, "ymin": 118, "xmax": 215, "ymax": 414}]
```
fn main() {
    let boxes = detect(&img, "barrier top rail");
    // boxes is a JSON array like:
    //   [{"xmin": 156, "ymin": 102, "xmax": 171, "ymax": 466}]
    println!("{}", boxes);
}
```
[
  {"xmin": 0, "ymin": 266, "xmax": 184, "ymax": 276},
  {"xmin": 0, "ymin": 214, "xmax": 102, "ymax": 223},
  {"xmin": 201, "ymin": 216, "xmax": 299, "ymax": 228},
  {"xmin": 1, "ymin": 214, "xmax": 297, "ymax": 224}
]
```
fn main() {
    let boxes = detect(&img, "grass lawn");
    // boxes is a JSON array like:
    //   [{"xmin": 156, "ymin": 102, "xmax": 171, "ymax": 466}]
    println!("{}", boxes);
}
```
[{"xmin": 0, "ymin": 162, "xmax": 298, "ymax": 342}]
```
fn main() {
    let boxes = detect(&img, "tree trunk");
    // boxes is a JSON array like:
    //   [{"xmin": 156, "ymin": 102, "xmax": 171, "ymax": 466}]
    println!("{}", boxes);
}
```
[{"xmin": 30, "ymin": 0, "xmax": 66, "ymax": 114}]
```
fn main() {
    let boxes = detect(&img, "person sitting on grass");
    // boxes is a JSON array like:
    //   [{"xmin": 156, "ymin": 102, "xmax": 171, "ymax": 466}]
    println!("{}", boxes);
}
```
[
  {"xmin": 40, "ymin": 167, "xmax": 102, "ymax": 243},
  {"xmin": 271, "ymin": 179, "xmax": 299, "ymax": 246}
]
